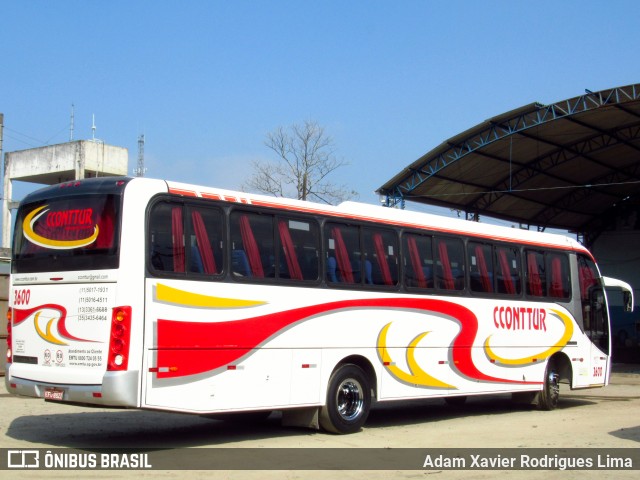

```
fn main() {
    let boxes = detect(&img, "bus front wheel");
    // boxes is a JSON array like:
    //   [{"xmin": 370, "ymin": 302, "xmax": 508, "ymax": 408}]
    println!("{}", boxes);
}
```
[
  {"xmin": 319, "ymin": 364, "xmax": 371, "ymax": 434},
  {"xmin": 537, "ymin": 359, "xmax": 560, "ymax": 410}
]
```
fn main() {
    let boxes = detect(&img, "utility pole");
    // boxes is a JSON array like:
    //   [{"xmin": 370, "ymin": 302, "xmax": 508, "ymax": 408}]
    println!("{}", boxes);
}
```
[
  {"xmin": 1, "ymin": 112, "xmax": 9, "ymax": 249},
  {"xmin": 135, "ymin": 134, "xmax": 145, "ymax": 177},
  {"xmin": 69, "ymin": 104, "xmax": 75, "ymax": 141},
  {"xmin": 0, "ymin": 113, "xmax": 4, "ymax": 167}
]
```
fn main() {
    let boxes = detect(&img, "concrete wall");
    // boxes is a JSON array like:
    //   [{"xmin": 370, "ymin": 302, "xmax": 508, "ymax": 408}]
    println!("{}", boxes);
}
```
[
  {"xmin": 4, "ymin": 140, "xmax": 128, "ymax": 183},
  {"xmin": 3, "ymin": 140, "xmax": 128, "ymax": 248},
  {"xmin": 0, "ymin": 253, "xmax": 9, "ymax": 376}
]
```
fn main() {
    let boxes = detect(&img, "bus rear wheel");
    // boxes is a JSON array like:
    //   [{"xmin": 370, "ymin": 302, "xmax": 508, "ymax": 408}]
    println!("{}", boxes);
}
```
[
  {"xmin": 537, "ymin": 359, "xmax": 560, "ymax": 410},
  {"xmin": 319, "ymin": 364, "xmax": 371, "ymax": 434}
]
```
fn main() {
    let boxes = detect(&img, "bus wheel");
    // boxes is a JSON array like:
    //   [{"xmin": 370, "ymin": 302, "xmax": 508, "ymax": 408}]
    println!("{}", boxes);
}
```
[
  {"xmin": 537, "ymin": 360, "xmax": 560, "ymax": 410},
  {"xmin": 319, "ymin": 364, "xmax": 371, "ymax": 434}
]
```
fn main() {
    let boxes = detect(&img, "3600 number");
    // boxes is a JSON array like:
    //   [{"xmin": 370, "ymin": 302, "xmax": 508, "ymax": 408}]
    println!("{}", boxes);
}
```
[{"xmin": 14, "ymin": 289, "xmax": 31, "ymax": 306}]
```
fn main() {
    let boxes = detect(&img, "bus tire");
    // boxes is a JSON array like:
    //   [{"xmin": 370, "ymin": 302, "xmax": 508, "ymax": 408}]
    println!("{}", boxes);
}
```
[
  {"xmin": 319, "ymin": 364, "xmax": 371, "ymax": 434},
  {"xmin": 537, "ymin": 359, "xmax": 560, "ymax": 410}
]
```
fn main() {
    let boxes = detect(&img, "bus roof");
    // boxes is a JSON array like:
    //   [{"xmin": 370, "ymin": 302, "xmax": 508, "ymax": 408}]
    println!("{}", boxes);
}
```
[
  {"xmin": 18, "ymin": 176, "xmax": 589, "ymax": 255},
  {"xmin": 19, "ymin": 177, "xmax": 132, "ymax": 205}
]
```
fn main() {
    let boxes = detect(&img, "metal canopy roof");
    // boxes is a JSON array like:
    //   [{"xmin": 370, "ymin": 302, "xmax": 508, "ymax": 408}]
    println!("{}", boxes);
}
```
[{"xmin": 377, "ymin": 83, "xmax": 640, "ymax": 239}]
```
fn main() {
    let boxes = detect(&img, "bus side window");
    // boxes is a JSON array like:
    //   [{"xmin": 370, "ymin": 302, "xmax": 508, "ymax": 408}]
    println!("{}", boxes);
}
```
[
  {"xmin": 403, "ymin": 233, "xmax": 434, "ymax": 289},
  {"xmin": 495, "ymin": 246, "xmax": 520, "ymax": 295},
  {"xmin": 277, "ymin": 217, "xmax": 320, "ymax": 282},
  {"xmin": 186, "ymin": 207, "xmax": 224, "ymax": 276},
  {"xmin": 436, "ymin": 237, "xmax": 465, "ymax": 291},
  {"xmin": 579, "ymin": 257, "xmax": 598, "ymax": 303},
  {"xmin": 578, "ymin": 255, "xmax": 599, "ymax": 332},
  {"xmin": 325, "ymin": 223, "xmax": 360, "ymax": 285},
  {"xmin": 548, "ymin": 253, "xmax": 570, "ymax": 299},
  {"xmin": 578, "ymin": 255, "xmax": 609, "ymax": 353},
  {"xmin": 526, "ymin": 250, "xmax": 546, "ymax": 297},
  {"xmin": 230, "ymin": 211, "xmax": 273, "ymax": 279},
  {"xmin": 468, "ymin": 242, "xmax": 493, "ymax": 293},
  {"xmin": 148, "ymin": 201, "xmax": 184, "ymax": 274},
  {"xmin": 363, "ymin": 228, "xmax": 399, "ymax": 286}
]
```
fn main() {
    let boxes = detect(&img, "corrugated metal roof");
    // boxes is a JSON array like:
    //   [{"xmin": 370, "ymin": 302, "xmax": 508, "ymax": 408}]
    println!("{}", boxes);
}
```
[{"xmin": 378, "ymin": 84, "xmax": 640, "ymax": 236}]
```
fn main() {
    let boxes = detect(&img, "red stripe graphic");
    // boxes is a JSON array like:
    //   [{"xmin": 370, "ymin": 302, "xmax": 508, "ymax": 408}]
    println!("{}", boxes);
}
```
[
  {"xmin": 13, "ymin": 304, "xmax": 98, "ymax": 343},
  {"xmin": 156, "ymin": 298, "xmax": 539, "ymax": 385}
]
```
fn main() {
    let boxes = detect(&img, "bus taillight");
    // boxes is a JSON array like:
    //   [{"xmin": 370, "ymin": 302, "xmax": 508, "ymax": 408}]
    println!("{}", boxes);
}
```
[
  {"xmin": 6, "ymin": 308, "xmax": 12, "ymax": 364},
  {"xmin": 107, "ymin": 306, "xmax": 132, "ymax": 371}
]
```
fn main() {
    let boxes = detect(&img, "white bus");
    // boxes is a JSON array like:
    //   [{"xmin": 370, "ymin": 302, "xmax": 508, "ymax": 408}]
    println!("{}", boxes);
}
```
[{"xmin": 5, "ymin": 176, "xmax": 633, "ymax": 434}]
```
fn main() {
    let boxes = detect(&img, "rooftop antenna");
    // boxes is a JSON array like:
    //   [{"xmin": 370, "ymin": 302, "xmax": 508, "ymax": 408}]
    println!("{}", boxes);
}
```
[
  {"xmin": 135, "ymin": 133, "xmax": 146, "ymax": 177},
  {"xmin": 92, "ymin": 114, "xmax": 96, "ymax": 141},
  {"xmin": 70, "ymin": 104, "xmax": 75, "ymax": 141}
]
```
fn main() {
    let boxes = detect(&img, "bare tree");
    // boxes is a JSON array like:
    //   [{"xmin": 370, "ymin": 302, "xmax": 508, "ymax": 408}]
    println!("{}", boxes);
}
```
[{"xmin": 243, "ymin": 120, "xmax": 358, "ymax": 205}]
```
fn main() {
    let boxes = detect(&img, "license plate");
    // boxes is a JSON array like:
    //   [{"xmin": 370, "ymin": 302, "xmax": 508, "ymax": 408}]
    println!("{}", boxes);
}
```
[{"xmin": 44, "ymin": 389, "xmax": 64, "ymax": 401}]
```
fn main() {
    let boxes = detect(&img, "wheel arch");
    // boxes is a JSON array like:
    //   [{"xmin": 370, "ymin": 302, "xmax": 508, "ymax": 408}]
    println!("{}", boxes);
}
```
[
  {"xmin": 330, "ymin": 354, "xmax": 379, "ymax": 401},
  {"xmin": 551, "ymin": 351, "xmax": 573, "ymax": 387}
]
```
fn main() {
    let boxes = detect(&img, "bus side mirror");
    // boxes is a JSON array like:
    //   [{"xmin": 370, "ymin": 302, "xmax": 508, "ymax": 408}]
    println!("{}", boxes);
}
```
[{"xmin": 602, "ymin": 276, "xmax": 634, "ymax": 313}]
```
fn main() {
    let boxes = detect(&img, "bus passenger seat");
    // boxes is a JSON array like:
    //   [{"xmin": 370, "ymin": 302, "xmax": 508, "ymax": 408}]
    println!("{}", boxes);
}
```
[
  {"xmin": 365, "ymin": 260, "xmax": 373, "ymax": 284},
  {"xmin": 422, "ymin": 266, "xmax": 433, "ymax": 288},
  {"xmin": 232, "ymin": 249, "xmax": 252, "ymax": 277},
  {"xmin": 327, "ymin": 256, "xmax": 338, "ymax": 283},
  {"xmin": 189, "ymin": 245, "xmax": 204, "ymax": 273}
]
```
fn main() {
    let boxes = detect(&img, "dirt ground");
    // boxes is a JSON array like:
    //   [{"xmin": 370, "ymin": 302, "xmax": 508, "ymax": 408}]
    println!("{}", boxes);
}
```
[{"xmin": 1, "ymin": 364, "xmax": 639, "ymax": 479}]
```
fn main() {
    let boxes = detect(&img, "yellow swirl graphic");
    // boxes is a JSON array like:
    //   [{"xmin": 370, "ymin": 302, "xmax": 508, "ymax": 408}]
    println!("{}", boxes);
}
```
[
  {"xmin": 377, "ymin": 322, "xmax": 454, "ymax": 389},
  {"xmin": 34, "ymin": 312, "xmax": 67, "ymax": 346},
  {"xmin": 484, "ymin": 308, "xmax": 574, "ymax": 365},
  {"xmin": 23, "ymin": 205, "xmax": 99, "ymax": 250},
  {"xmin": 155, "ymin": 283, "xmax": 267, "ymax": 308}
]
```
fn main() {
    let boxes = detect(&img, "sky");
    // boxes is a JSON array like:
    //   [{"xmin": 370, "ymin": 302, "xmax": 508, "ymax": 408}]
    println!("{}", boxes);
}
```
[{"xmin": 1, "ymin": 0, "xmax": 638, "ymax": 229}]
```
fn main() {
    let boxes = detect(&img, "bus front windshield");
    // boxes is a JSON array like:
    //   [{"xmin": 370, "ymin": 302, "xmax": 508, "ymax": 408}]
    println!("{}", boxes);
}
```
[{"xmin": 12, "ymin": 194, "xmax": 121, "ymax": 273}]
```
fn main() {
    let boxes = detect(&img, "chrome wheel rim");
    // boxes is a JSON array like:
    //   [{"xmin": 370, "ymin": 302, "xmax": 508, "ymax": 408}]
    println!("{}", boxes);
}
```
[
  {"xmin": 548, "ymin": 370, "xmax": 560, "ymax": 403},
  {"xmin": 336, "ymin": 378, "xmax": 364, "ymax": 421}
]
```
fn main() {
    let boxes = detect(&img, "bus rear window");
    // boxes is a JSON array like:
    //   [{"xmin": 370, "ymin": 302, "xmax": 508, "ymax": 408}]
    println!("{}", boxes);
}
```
[{"xmin": 12, "ymin": 195, "xmax": 121, "ymax": 273}]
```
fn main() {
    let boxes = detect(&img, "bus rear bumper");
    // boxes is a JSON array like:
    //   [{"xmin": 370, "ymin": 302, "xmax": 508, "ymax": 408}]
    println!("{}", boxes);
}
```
[{"xmin": 5, "ymin": 365, "xmax": 140, "ymax": 408}]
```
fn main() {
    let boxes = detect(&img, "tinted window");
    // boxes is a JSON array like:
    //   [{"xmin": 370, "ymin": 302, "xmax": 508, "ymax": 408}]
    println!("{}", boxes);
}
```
[
  {"xmin": 403, "ymin": 233, "xmax": 434, "ymax": 289},
  {"xmin": 495, "ymin": 246, "xmax": 521, "ymax": 295},
  {"xmin": 578, "ymin": 254, "xmax": 608, "ymax": 353},
  {"xmin": 435, "ymin": 237, "xmax": 465, "ymax": 291},
  {"xmin": 547, "ymin": 253, "xmax": 570, "ymax": 299},
  {"xmin": 325, "ymin": 223, "xmax": 361, "ymax": 285},
  {"xmin": 149, "ymin": 201, "xmax": 182, "ymax": 273},
  {"xmin": 468, "ymin": 242, "xmax": 494, "ymax": 293},
  {"xmin": 525, "ymin": 250, "xmax": 546, "ymax": 297},
  {"xmin": 363, "ymin": 228, "xmax": 399, "ymax": 286},
  {"xmin": 228, "ymin": 211, "xmax": 320, "ymax": 282},
  {"xmin": 13, "ymin": 195, "xmax": 121, "ymax": 273},
  {"xmin": 149, "ymin": 202, "xmax": 225, "ymax": 276},
  {"xmin": 230, "ymin": 211, "xmax": 273, "ymax": 278},
  {"xmin": 186, "ymin": 206, "xmax": 224, "ymax": 275},
  {"xmin": 277, "ymin": 217, "xmax": 320, "ymax": 281}
]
